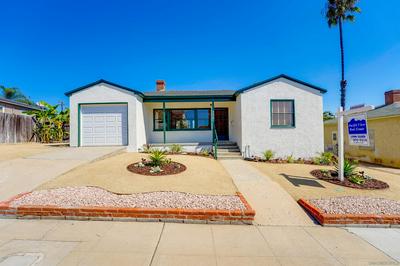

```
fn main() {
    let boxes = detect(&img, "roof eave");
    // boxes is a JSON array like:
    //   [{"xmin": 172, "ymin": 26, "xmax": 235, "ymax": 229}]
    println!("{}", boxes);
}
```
[
  {"xmin": 143, "ymin": 95, "xmax": 236, "ymax": 102},
  {"xmin": 234, "ymin": 74, "xmax": 327, "ymax": 96},
  {"xmin": 64, "ymin": 79, "xmax": 145, "ymax": 98},
  {"xmin": 0, "ymin": 98, "xmax": 42, "ymax": 111}
]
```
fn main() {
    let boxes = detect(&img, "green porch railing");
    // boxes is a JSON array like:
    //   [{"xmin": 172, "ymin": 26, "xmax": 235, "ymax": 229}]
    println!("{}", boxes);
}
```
[{"xmin": 213, "ymin": 126, "xmax": 218, "ymax": 159}]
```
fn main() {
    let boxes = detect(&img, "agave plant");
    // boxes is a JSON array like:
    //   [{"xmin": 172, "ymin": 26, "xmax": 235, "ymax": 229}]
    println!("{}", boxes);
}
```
[
  {"xmin": 262, "ymin": 150, "xmax": 275, "ymax": 161},
  {"xmin": 334, "ymin": 159, "xmax": 358, "ymax": 177},
  {"xmin": 149, "ymin": 149, "xmax": 167, "ymax": 167}
]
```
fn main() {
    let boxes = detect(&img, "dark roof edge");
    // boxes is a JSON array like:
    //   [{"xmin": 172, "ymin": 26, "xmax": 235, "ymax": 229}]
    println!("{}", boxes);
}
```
[
  {"xmin": 143, "ymin": 95, "xmax": 235, "ymax": 102},
  {"xmin": 234, "ymin": 74, "xmax": 327, "ymax": 96},
  {"xmin": 65, "ymin": 74, "xmax": 326, "ymax": 99},
  {"xmin": 64, "ymin": 79, "xmax": 145, "ymax": 97},
  {"xmin": 0, "ymin": 98, "xmax": 42, "ymax": 110}
]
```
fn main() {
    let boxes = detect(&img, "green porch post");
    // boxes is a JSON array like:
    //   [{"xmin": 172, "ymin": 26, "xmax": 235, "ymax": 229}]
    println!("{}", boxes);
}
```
[
  {"xmin": 211, "ymin": 100, "xmax": 215, "ymax": 143},
  {"xmin": 163, "ymin": 101, "xmax": 166, "ymax": 144}
]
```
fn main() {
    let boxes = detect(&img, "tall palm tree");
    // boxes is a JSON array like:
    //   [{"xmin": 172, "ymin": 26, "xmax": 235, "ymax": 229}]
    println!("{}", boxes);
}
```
[
  {"xmin": 0, "ymin": 85, "xmax": 33, "ymax": 105},
  {"xmin": 325, "ymin": 0, "xmax": 361, "ymax": 110}
]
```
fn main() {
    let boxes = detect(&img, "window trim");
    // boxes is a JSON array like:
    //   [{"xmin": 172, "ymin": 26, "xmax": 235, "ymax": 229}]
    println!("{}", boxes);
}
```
[
  {"xmin": 153, "ymin": 108, "xmax": 211, "ymax": 131},
  {"xmin": 270, "ymin": 99, "xmax": 295, "ymax": 128}
]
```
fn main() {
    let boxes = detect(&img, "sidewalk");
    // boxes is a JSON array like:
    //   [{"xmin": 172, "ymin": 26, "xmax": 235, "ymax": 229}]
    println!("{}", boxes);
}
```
[
  {"xmin": 220, "ymin": 159, "xmax": 315, "ymax": 226},
  {"xmin": 0, "ymin": 219, "xmax": 395, "ymax": 265}
]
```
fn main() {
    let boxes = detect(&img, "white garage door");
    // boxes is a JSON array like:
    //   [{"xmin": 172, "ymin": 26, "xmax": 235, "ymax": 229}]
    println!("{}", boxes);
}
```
[{"xmin": 80, "ymin": 104, "xmax": 128, "ymax": 146}]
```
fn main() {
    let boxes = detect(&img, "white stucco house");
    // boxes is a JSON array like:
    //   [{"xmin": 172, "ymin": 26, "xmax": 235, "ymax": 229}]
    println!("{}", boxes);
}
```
[{"xmin": 65, "ymin": 74, "xmax": 326, "ymax": 159}]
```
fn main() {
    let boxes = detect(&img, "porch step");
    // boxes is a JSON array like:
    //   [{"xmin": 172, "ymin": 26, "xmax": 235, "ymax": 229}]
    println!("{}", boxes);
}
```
[
  {"xmin": 217, "ymin": 148, "xmax": 241, "ymax": 153},
  {"xmin": 217, "ymin": 153, "xmax": 243, "ymax": 160},
  {"xmin": 216, "ymin": 142, "xmax": 242, "ymax": 160}
]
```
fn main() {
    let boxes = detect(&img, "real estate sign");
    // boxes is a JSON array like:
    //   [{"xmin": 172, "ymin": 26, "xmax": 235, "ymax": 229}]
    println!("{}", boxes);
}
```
[{"xmin": 347, "ymin": 113, "xmax": 370, "ymax": 146}]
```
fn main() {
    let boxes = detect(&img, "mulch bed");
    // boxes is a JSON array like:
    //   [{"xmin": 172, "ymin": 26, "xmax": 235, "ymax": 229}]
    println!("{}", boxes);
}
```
[
  {"xmin": 127, "ymin": 161, "xmax": 186, "ymax": 176},
  {"xmin": 244, "ymin": 157, "xmax": 322, "ymax": 165},
  {"xmin": 310, "ymin": 169, "xmax": 389, "ymax": 190}
]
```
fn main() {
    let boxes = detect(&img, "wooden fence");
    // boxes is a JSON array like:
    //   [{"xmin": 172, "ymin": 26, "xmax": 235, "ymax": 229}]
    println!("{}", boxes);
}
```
[{"xmin": 0, "ymin": 113, "xmax": 36, "ymax": 143}]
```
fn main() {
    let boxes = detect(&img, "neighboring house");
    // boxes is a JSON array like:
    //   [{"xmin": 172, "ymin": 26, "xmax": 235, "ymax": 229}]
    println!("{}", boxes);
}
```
[
  {"xmin": 65, "ymin": 74, "xmax": 326, "ymax": 158},
  {"xmin": 0, "ymin": 98, "xmax": 41, "ymax": 114},
  {"xmin": 324, "ymin": 90, "xmax": 400, "ymax": 168}
]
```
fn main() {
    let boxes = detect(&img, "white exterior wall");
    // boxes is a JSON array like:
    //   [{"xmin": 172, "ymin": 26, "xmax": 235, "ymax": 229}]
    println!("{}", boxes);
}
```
[
  {"xmin": 143, "ymin": 101, "xmax": 237, "ymax": 144},
  {"xmin": 240, "ymin": 78, "xmax": 324, "ymax": 159},
  {"xmin": 69, "ymin": 83, "xmax": 142, "ymax": 151},
  {"xmin": 134, "ymin": 98, "xmax": 147, "ymax": 152},
  {"xmin": 232, "ymin": 95, "xmax": 242, "ymax": 147}
]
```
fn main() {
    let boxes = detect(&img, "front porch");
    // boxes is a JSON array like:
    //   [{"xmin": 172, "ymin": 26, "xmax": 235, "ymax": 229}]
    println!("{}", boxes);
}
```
[{"xmin": 143, "ymin": 100, "xmax": 238, "ymax": 147}]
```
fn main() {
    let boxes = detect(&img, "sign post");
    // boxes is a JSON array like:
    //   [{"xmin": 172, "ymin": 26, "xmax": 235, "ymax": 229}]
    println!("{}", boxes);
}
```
[
  {"xmin": 337, "ymin": 107, "xmax": 344, "ymax": 182},
  {"xmin": 337, "ymin": 105, "xmax": 374, "ymax": 182}
]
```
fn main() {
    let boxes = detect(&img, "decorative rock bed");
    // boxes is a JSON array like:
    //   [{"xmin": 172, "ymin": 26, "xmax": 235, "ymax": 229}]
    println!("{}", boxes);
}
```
[
  {"xmin": 299, "ymin": 197, "xmax": 400, "ymax": 227},
  {"xmin": 310, "ymin": 169, "xmax": 389, "ymax": 190},
  {"xmin": 10, "ymin": 187, "xmax": 245, "ymax": 210},
  {"xmin": 309, "ymin": 197, "xmax": 400, "ymax": 215},
  {"xmin": 0, "ymin": 187, "xmax": 255, "ymax": 224}
]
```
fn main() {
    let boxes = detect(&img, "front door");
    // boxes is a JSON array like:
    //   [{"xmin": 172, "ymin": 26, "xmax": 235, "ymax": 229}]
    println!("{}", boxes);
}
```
[{"xmin": 214, "ymin": 108, "xmax": 229, "ymax": 141}]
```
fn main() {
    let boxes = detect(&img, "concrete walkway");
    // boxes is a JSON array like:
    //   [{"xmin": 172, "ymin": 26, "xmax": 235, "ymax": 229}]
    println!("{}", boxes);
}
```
[
  {"xmin": 0, "ymin": 219, "xmax": 395, "ymax": 266},
  {"xmin": 0, "ymin": 147, "xmax": 122, "ymax": 201},
  {"xmin": 347, "ymin": 227, "xmax": 400, "ymax": 262},
  {"xmin": 220, "ymin": 159, "xmax": 315, "ymax": 226}
]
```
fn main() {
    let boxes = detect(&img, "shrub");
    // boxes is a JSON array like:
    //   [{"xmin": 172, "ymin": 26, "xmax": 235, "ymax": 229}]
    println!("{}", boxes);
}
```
[
  {"xmin": 262, "ymin": 150, "xmax": 275, "ymax": 161},
  {"xmin": 170, "ymin": 144, "xmax": 183, "ymax": 153},
  {"xmin": 335, "ymin": 159, "xmax": 358, "ymax": 177},
  {"xmin": 149, "ymin": 149, "xmax": 167, "ymax": 167},
  {"xmin": 314, "ymin": 152, "xmax": 335, "ymax": 165},
  {"xmin": 200, "ymin": 149, "xmax": 209, "ymax": 156},
  {"xmin": 286, "ymin": 154, "xmax": 295, "ymax": 163},
  {"xmin": 142, "ymin": 144, "xmax": 152, "ymax": 153},
  {"xmin": 150, "ymin": 166, "xmax": 163, "ymax": 173},
  {"xmin": 348, "ymin": 175, "xmax": 365, "ymax": 185}
]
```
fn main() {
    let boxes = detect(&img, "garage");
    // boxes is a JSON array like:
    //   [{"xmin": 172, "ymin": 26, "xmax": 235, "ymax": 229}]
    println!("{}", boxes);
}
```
[{"xmin": 80, "ymin": 104, "xmax": 128, "ymax": 146}]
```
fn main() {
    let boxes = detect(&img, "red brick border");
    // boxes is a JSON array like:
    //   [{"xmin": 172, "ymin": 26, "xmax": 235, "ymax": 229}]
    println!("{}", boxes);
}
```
[
  {"xmin": 0, "ymin": 192, "xmax": 255, "ymax": 224},
  {"xmin": 298, "ymin": 198, "xmax": 400, "ymax": 226}
]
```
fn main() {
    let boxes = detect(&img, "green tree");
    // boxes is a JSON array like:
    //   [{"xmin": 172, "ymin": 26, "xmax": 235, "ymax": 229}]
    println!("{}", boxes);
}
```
[
  {"xmin": 325, "ymin": 0, "xmax": 361, "ymax": 110},
  {"xmin": 323, "ymin": 111, "xmax": 335, "ymax": 121},
  {"xmin": 25, "ymin": 101, "xmax": 70, "ymax": 143},
  {"xmin": 0, "ymin": 85, "xmax": 33, "ymax": 104}
]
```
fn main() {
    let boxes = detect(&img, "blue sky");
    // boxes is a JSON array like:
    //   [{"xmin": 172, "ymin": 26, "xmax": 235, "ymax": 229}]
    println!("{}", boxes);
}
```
[{"xmin": 0, "ymin": 0, "xmax": 399, "ymax": 112}]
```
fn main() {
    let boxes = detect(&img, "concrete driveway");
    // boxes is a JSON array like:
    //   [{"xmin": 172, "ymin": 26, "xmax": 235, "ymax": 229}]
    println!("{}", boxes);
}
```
[{"xmin": 0, "ymin": 145, "xmax": 123, "ymax": 201}]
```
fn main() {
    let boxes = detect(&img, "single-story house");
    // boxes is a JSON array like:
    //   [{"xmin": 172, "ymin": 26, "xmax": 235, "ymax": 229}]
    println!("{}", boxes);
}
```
[
  {"xmin": 324, "ymin": 90, "xmax": 400, "ymax": 168},
  {"xmin": 0, "ymin": 98, "xmax": 41, "ymax": 114},
  {"xmin": 65, "ymin": 74, "xmax": 326, "ymax": 159}
]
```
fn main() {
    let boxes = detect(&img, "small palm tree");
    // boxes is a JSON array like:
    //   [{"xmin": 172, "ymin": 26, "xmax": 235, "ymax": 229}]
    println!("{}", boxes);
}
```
[
  {"xmin": 325, "ymin": 0, "xmax": 361, "ymax": 110},
  {"xmin": 0, "ymin": 85, "xmax": 33, "ymax": 105}
]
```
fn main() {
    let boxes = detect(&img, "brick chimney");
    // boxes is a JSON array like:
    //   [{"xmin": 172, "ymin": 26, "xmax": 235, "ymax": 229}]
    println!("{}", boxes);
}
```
[
  {"xmin": 385, "ymin": 90, "xmax": 400, "ymax": 105},
  {"xmin": 156, "ymin": 80, "xmax": 166, "ymax": 92}
]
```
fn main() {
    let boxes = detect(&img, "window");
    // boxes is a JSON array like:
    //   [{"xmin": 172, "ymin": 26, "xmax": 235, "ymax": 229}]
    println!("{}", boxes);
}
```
[
  {"xmin": 154, "ymin": 110, "xmax": 164, "ymax": 130},
  {"xmin": 170, "ymin": 109, "xmax": 195, "ymax": 129},
  {"xmin": 154, "ymin": 109, "xmax": 211, "ymax": 131},
  {"xmin": 271, "ymin": 100, "xmax": 295, "ymax": 127},
  {"xmin": 332, "ymin": 132, "xmax": 337, "ymax": 142},
  {"xmin": 0, "ymin": 105, "xmax": 4, "ymax": 113},
  {"xmin": 197, "ymin": 109, "xmax": 210, "ymax": 129}
]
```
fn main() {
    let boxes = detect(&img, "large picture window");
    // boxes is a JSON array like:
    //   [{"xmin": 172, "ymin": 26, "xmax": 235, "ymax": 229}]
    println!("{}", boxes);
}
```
[
  {"xmin": 153, "ymin": 108, "xmax": 211, "ymax": 131},
  {"xmin": 271, "ymin": 100, "xmax": 295, "ymax": 128}
]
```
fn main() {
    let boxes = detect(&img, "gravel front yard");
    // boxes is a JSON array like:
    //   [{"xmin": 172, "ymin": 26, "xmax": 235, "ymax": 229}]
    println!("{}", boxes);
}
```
[
  {"xmin": 309, "ymin": 196, "xmax": 400, "ymax": 215},
  {"xmin": 10, "ymin": 186, "xmax": 246, "ymax": 211}
]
